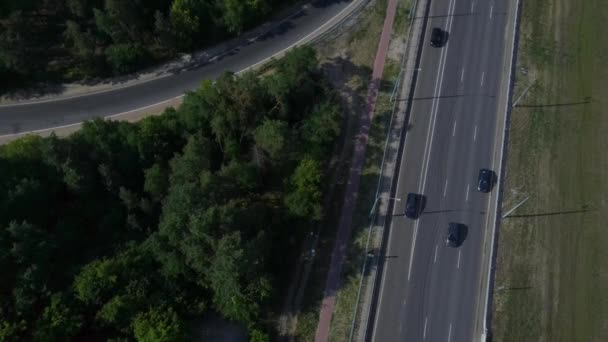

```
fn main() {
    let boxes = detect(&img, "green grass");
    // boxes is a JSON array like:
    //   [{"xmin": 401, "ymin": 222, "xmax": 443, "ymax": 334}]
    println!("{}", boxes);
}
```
[{"xmin": 492, "ymin": 0, "xmax": 608, "ymax": 341}]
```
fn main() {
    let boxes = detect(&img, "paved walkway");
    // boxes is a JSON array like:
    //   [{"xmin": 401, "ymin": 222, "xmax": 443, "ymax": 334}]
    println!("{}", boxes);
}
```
[{"xmin": 313, "ymin": 0, "xmax": 399, "ymax": 340}]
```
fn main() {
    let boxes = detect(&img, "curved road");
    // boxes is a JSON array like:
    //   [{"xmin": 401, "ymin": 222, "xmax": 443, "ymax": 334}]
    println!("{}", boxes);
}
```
[{"xmin": 0, "ymin": 0, "xmax": 359, "ymax": 136}]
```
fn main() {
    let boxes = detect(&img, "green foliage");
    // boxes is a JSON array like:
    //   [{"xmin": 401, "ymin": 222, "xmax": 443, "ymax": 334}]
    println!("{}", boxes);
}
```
[
  {"xmin": 220, "ymin": 0, "xmax": 269, "ymax": 34},
  {"xmin": 0, "ymin": 0, "xmax": 299, "ymax": 88},
  {"xmin": 301, "ymin": 101, "xmax": 343, "ymax": 157},
  {"xmin": 285, "ymin": 158, "xmax": 323, "ymax": 220},
  {"xmin": 0, "ymin": 320, "xmax": 26, "ymax": 341},
  {"xmin": 249, "ymin": 327, "xmax": 271, "ymax": 342},
  {"xmin": 254, "ymin": 119, "xmax": 288, "ymax": 160},
  {"xmin": 144, "ymin": 164, "xmax": 169, "ymax": 201},
  {"xmin": 132, "ymin": 306, "xmax": 184, "ymax": 342},
  {"xmin": 33, "ymin": 293, "xmax": 82, "ymax": 342},
  {"xmin": 0, "ymin": 47, "xmax": 339, "ymax": 340},
  {"xmin": 105, "ymin": 44, "xmax": 147, "ymax": 74}
]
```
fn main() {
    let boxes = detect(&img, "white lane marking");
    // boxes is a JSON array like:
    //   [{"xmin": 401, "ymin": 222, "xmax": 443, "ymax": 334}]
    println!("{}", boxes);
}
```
[
  {"xmin": 452, "ymin": 120, "xmax": 457, "ymax": 136},
  {"xmin": 408, "ymin": 0, "xmax": 457, "ymax": 282},
  {"xmin": 0, "ymin": 96, "xmax": 183, "ymax": 138},
  {"xmin": 443, "ymin": 179, "xmax": 449, "ymax": 197},
  {"xmin": 490, "ymin": 5, "xmax": 494, "ymax": 18},
  {"xmin": 457, "ymin": 250, "xmax": 462, "ymax": 268},
  {"xmin": 434, "ymin": 245, "xmax": 439, "ymax": 263},
  {"xmin": 471, "ymin": 1, "xmax": 475, "ymax": 12},
  {"xmin": 423, "ymin": 317, "xmax": 429, "ymax": 339},
  {"xmin": 448, "ymin": 323, "xmax": 453, "ymax": 342},
  {"xmin": 460, "ymin": 68, "xmax": 465, "ymax": 83},
  {"xmin": 466, "ymin": 184, "xmax": 470, "ymax": 202},
  {"xmin": 473, "ymin": 125, "xmax": 478, "ymax": 141},
  {"xmin": 481, "ymin": 72, "xmax": 486, "ymax": 87}
]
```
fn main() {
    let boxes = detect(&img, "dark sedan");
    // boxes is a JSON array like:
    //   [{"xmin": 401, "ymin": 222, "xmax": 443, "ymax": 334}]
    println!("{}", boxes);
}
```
[{"xmin": 477, "ymin": 168, "xmax": 495, "ymax": 193}]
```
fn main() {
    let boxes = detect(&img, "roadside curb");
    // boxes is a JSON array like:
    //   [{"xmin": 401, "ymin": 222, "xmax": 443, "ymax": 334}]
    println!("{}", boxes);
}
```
[{"xmin": 478, "ymin": 0, "xmax": 523, "ymax": 340}]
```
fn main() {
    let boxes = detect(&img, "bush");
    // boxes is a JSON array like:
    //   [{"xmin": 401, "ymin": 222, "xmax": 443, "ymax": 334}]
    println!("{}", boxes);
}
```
[{"xmin": 105, "ymin": 44, "xmax": 147, "ymax": 74}]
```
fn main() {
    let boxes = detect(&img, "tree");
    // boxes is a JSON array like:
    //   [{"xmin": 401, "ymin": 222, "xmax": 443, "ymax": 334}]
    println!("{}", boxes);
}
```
[
  {"xmin": 64, "ymin": 20, "xmax": 95, "ymax": 60},
  {"xmin": 0, "ymin": 320, "xmax": 26, "ymax": 341},
  {"xmin": 132, "ymin": 306, "xmax": 184, "ymax": 342},
  {"xmin": 207, "ymin": 232, "xmax": 253, "ymax": 322},
  {"xmin": 265, "ymin": 46, "xmax": 319, "ymax": 120},
  {"xmin": 169, "ymin": 134, "xmax": 212, "ymax": 185},
  {"xmin": 253, "ymin": 119, "xmax": 288, "ymax": 160},
  {"xmin": 105, "ymin": 43, "xmax": 147, "ymax": 74},
  {"xmin": 285, "ymin": 158, "xmax": 323, "ymax": 220},
  {"xmin": 219, "ymin": 0, "xmax": 268, "ymax": 34},
  {"xmin": 144, "ymin": 164, "xmax": 169, "ymax": 202},
  {"xmin": 73, "ymin": 258, "xmax": 120, "ymax": 306},
  {"xmin": 169, "ymin": 0, "xmax": 204, "ymax": 49},
  {"xmin": 301, "ymin": 101, "xmax": 342, "ymax": 156},
  {"xmin": 32, "ymin": 293, "xmax": 82, "ymax": 342}
]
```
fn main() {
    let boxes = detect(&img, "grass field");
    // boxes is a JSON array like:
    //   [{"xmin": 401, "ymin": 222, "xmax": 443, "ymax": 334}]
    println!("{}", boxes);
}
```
[{"xmin": 492, "ymin": 0, "xmax": 608, "ymax": 341}]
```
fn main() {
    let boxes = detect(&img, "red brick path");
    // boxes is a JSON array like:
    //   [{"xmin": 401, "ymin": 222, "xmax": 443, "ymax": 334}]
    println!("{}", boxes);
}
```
[{"xmin": 314, "ymin": 0, "xmax": 400, "ymax": 340}]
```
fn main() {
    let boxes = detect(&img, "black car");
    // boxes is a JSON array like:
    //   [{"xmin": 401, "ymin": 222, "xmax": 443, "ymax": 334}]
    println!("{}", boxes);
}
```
[
  {"xmin": 405, "ymin": 193, "xmax": 424, "ymax": 219},
  {"xmin": 446, "ymin": 222, "xmax": 464, "ymax": 247},
  {"xmin": 430, "ymin": 27, "xmax": 446, "ymax": 47},
  {"xmin": 477, "ymin": 168, "xmax": 494, "ymax": 193}
]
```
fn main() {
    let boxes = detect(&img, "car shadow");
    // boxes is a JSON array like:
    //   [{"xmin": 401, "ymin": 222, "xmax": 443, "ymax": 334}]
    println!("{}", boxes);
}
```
[{"xmin": 460, "ymin": 224, "xmax": 469, "ymax": 245}]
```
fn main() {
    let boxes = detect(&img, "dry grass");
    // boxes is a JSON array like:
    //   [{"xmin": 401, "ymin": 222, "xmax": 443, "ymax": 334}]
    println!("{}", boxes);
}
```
[{"xmin": 492, "ymin": 0, "xmax": 608, "ymax": 341}]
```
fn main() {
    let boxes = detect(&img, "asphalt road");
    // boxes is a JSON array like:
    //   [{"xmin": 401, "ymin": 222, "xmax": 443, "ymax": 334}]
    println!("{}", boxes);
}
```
[
  {"xmin": 0, "ymin": 0, "xmax": 356, "ymax": 136},
  {"xmin": 371, "ymin": 0, "xmax": 509, "ymax": 341}
]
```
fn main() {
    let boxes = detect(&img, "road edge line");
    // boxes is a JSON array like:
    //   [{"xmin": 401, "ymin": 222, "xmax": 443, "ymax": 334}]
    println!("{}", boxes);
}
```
[{"xmin": 479, "ymin": 0, "xmax": 523, "ymax": 340}]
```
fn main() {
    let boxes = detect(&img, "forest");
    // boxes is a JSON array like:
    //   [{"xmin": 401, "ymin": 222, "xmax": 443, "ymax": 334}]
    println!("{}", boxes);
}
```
[
  {"xmin": 0, "ymin": 46, "xmax": 342, "ymax": 341},
  {"xmin": 0, "ymin": 0, "xmax": 298, "ymax": 91}
]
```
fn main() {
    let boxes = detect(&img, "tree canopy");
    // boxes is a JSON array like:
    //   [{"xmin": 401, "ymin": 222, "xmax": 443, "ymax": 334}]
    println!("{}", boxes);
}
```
[
  {"xmin": 0, "ymin": 0, "xmax": 296, "ymax": 91},
  {"xmin": 0, "ymin": 46, "xmax": 342, "ymax": 340}
]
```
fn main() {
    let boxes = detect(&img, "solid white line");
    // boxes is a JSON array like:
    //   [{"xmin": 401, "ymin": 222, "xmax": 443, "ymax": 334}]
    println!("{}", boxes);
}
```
[
  {"xmin": 471, "ymin": 1, "xmax": 475, "ymax": 12},
  {"xmin": 423, "ymin": 317, "xmax": 429, "ymax": 339},
  {"xmin": 457, "ymin": 250, "xmax": 462, "ymax": 268},
  {"xmin": 461, "ymin": 68, "xmax": 465, "ymax": 83},
  {"xmin": 0, "ymin": 96, "xmax": 183, "ymax": 138},
  {"xmin": 473, "ymin": 125, "xmax": 478, "ymax": 141},
  {"xmin": 490, "ymin": 5, "xmax": 494, "ymax": 18},
  {"xmin": 434, "ymin": 245, "xmax": 439, "ymax": 263},
  {"xmin": 443, "ymin": 179, "xmax": 449, "ymax": 197},
  {"xmin": 452, "ymin": 120, "xmax": 457, "ymax": 136},
  {"xmin": 408, "ymin": 0, "xmax": 457, "ymax": 283},
  {"xmin": 481, "ymin": 72, "xmax": 486, "ymax": 87},
  {"xmin": 481, "ymin": 0, "xmax": 522, "ymax": 338},
  {"xmin": 448, "ymin": 323, "xmax": 453, "ymax": 342},
  {"xmin": 466, "ymin": 184, "xmax": 470, "ymax": 202}
]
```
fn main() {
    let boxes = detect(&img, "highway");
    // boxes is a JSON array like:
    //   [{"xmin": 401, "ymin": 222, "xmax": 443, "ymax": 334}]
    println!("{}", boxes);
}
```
[
  {"xmin": 370, "ymin": 0, "xmax": 511, "ymax": 341},
  {"xmin": 0, "ymin": 0, "xmax": 359, "ymax": 136}
]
